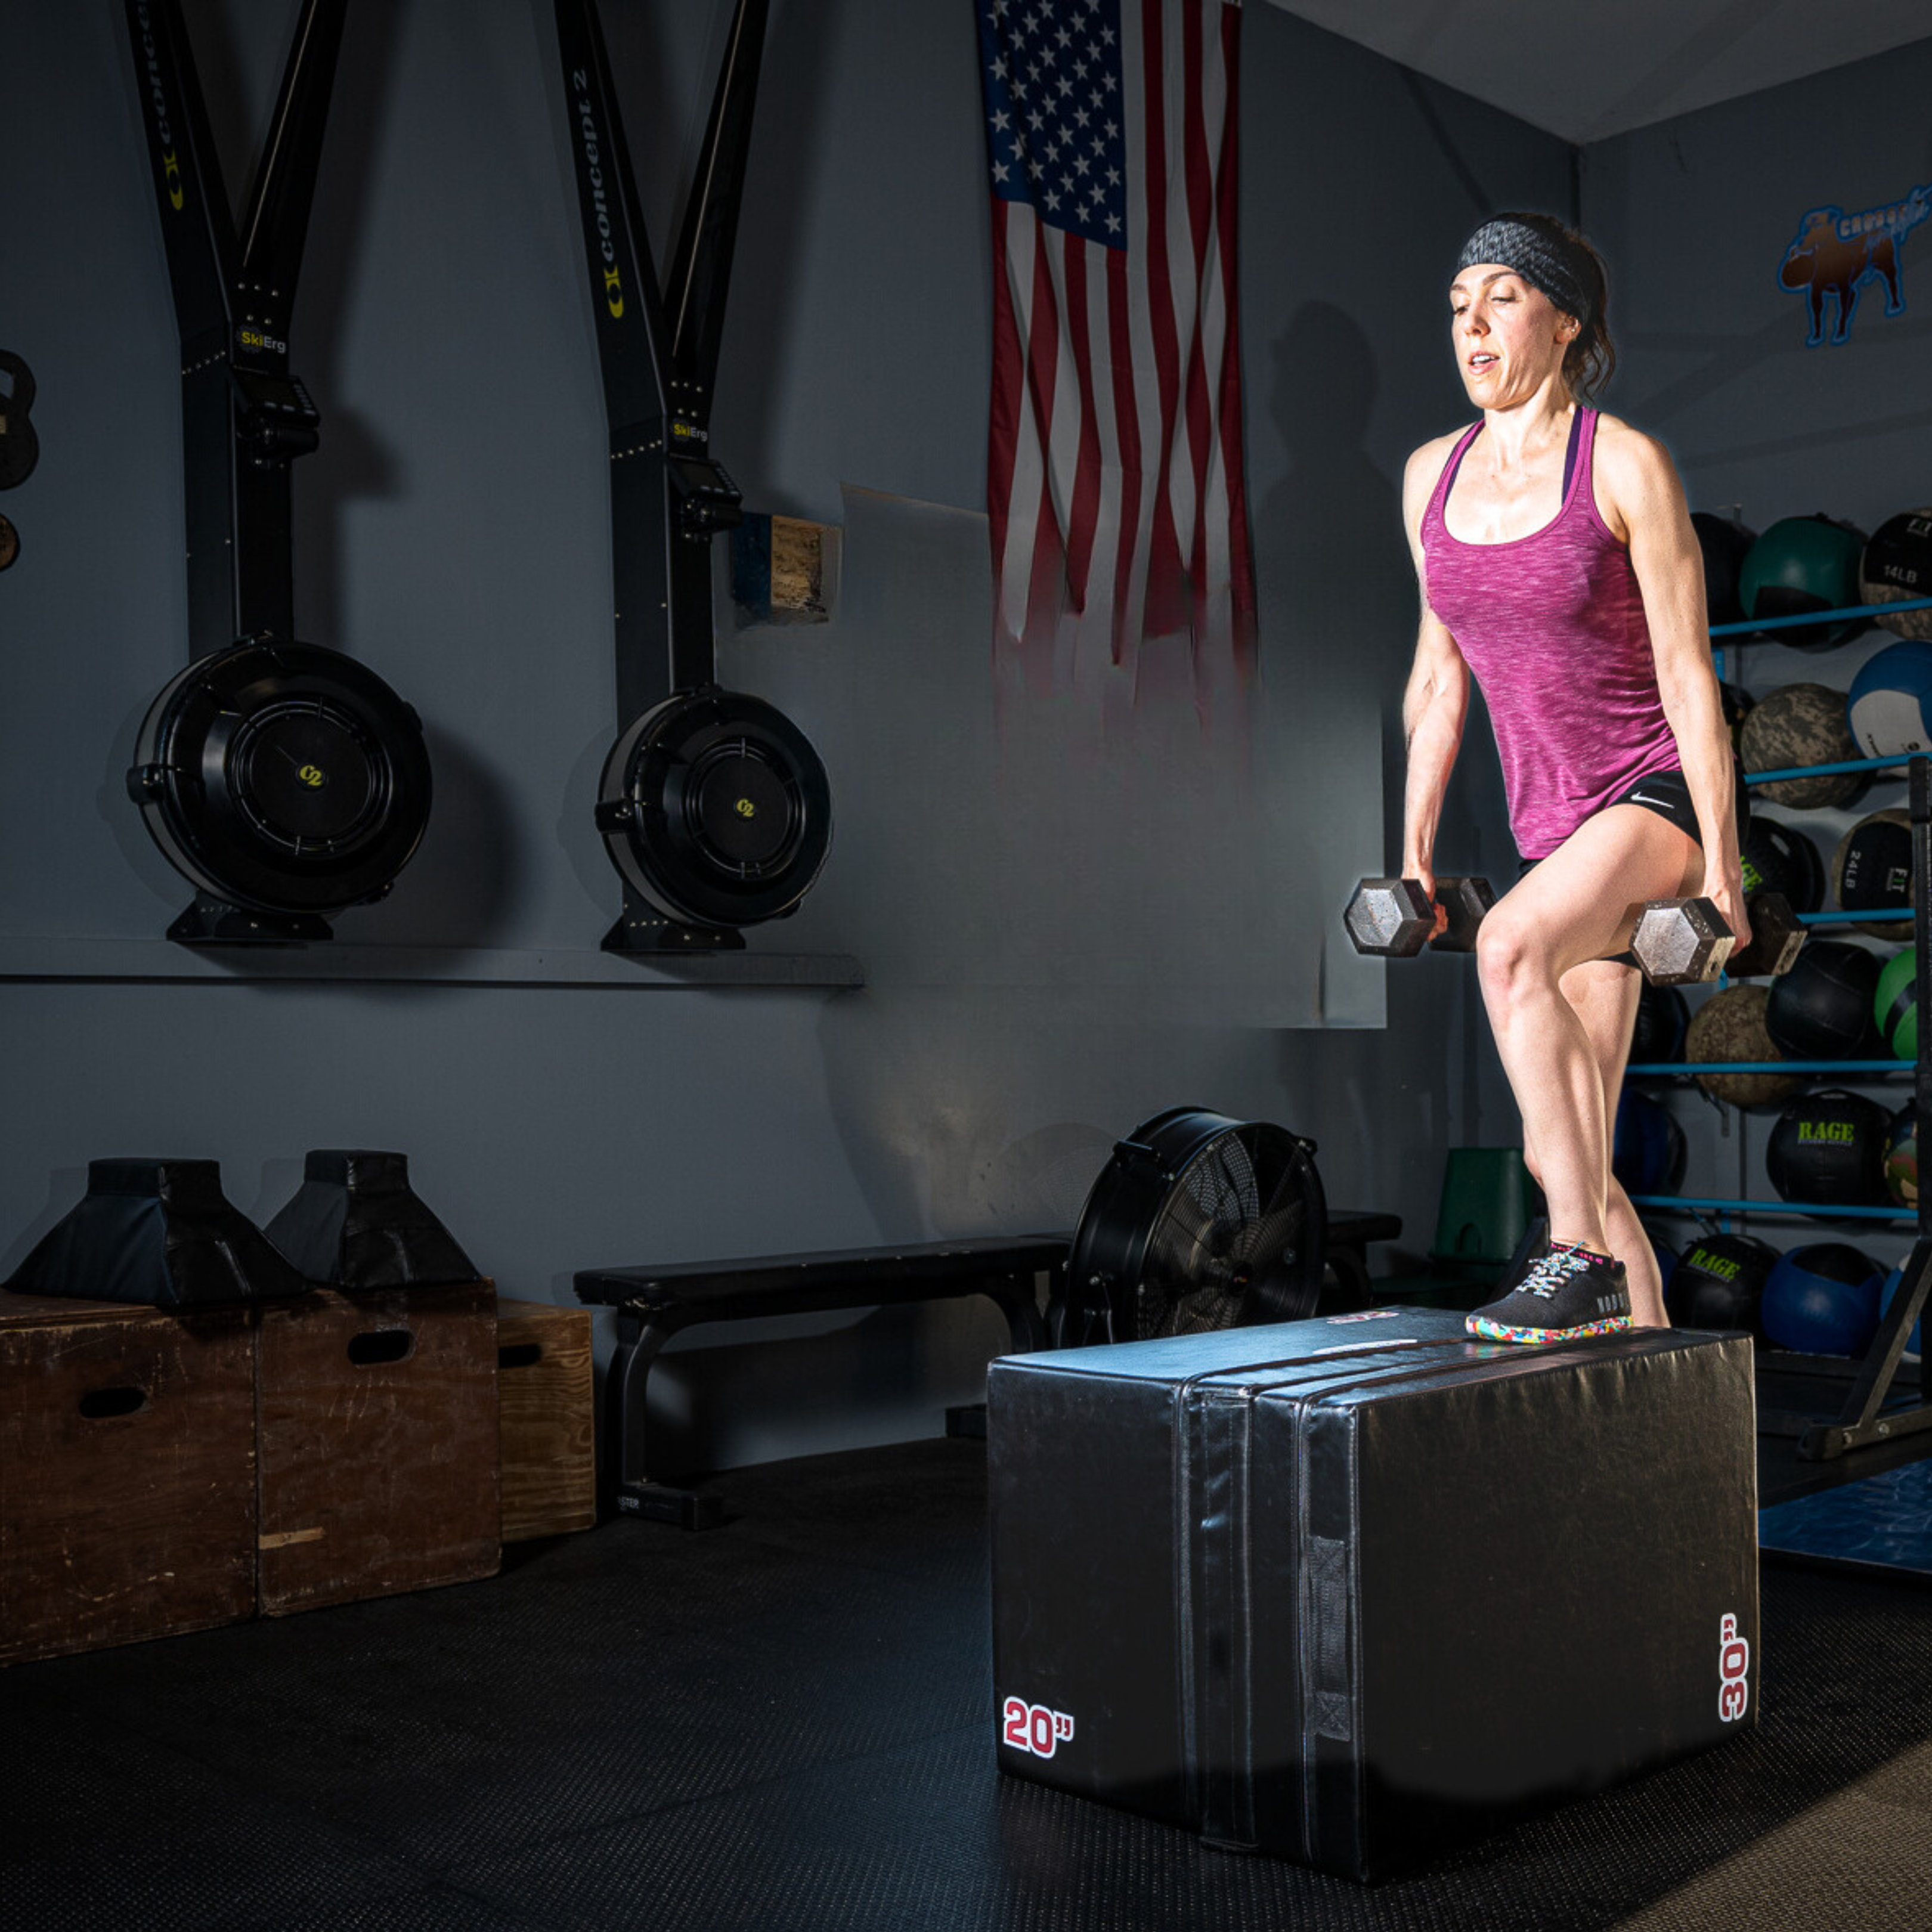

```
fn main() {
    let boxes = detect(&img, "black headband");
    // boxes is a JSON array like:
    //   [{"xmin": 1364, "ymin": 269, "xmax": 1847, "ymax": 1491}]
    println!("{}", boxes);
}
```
[{"xmin": 1456, "ymin": 218, "xmax": 1594, "ymax": 329}]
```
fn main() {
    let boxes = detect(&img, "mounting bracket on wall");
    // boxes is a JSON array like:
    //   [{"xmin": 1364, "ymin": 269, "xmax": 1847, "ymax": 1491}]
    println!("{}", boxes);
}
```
[
  {"xmin": 120, "ymin": 0, "xmax": 431, "ymax": 945},
  {"xmin": 553, "ymin": 0, "xmax": 834, "ymax": 956}
]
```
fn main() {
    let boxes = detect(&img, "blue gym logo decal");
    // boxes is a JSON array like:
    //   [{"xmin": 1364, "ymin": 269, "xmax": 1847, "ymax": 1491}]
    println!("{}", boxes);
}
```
[{"xmin": 1778, "ymin": 184, "xmax": 1931, "ymax": 347}]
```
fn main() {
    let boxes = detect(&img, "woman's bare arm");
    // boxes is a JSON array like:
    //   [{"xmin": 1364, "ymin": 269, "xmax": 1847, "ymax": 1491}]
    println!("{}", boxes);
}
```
[
  {"xmin": 1400, "ymin": 438, "xmax": 1473, "ymax": 901},
  {"xmin": 1596, "ymin": 418, "xmax": 1750, "ymax": 950}
]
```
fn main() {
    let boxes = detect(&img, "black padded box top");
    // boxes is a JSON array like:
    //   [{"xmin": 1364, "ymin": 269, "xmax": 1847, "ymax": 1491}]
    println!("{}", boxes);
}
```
[
  {"xmin": 5, "ymin": 1159, "xmax": 305, "ymax": 1307},
  {"xmin": 263, "ymin": 1148, "xmax": 478, "ymax": 1290}
]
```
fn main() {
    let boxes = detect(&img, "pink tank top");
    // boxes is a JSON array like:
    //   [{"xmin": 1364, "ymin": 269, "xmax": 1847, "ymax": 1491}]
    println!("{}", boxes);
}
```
[{"xmin": 1420, "ymin": 407, "xmax": 1679, "ymax": 860}]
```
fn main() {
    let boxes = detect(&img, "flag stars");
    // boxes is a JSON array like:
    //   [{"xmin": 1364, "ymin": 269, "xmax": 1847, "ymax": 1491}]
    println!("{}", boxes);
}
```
[{"xmin": 992, "ymin": 109, "xmax": 1010, "ymax": 132}]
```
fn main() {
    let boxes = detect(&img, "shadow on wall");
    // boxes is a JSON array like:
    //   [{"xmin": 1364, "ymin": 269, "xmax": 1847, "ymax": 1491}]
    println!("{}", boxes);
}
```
[
  {"xmin": 289, "ymin": 0, "xmax": 406, "ymax": 653},
  {"xmin": 348, "ymin": 726, "xmax": 528, "ymax": 948},
  {"xmin": 1256, "ymin": 301, "xmax": 1512, "ymax": 1245},
  {"xmin": 726, "ymin": 0, "xmax": 840, "ymax": 518},
  {"xmin": 1255, "ymin": 298, "xmax": 1491, "ymax": 872}
]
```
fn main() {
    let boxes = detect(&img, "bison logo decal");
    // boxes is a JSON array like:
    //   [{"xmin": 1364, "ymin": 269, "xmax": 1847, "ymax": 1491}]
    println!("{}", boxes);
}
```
[{"xmin": 1779, "ymin": 185, "xmax": 1931, "ymax": 347}]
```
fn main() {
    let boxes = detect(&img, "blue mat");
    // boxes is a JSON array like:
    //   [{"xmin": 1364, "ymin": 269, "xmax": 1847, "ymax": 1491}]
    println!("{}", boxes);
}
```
[{"xmin": 1761, "ymin": 1457, "xmax": 1932, "ymax": 1578}]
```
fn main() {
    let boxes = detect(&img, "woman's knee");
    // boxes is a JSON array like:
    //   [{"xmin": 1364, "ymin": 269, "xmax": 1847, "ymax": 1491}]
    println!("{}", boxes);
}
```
[{"xmin": 1475, "ymin": 909, "xmax": 1553, "ymax": 1004}]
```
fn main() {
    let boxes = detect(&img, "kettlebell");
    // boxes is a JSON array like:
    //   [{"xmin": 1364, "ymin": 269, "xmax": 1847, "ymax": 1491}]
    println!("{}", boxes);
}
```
[{"xmin": 0, "ymin": 350, "xmax": 39, "ymax": 491}]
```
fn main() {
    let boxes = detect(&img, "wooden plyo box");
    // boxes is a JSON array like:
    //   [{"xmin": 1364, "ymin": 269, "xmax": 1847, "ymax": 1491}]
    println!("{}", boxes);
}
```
[
  {"xmin": 256, "ymin": 1280, "xmax": 500, "ymax": 1615},
  {"xmin": 497, "ymin": 1299, "xmax": 596, "ymax": 1543},
  {"xmin": 0, "ymin": 1292, "xmax": 256, "ymax": 1665}
]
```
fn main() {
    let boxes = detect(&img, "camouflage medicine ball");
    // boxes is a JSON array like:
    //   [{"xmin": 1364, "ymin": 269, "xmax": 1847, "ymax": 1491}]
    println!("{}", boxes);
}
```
[
  {"xmin": 1684, "ymin": 983, "xmax": 1803, "ymax": 1109},
  {"xmin": 1740, "ymin": 682, "xmax": 1867, "ymax": 809}
]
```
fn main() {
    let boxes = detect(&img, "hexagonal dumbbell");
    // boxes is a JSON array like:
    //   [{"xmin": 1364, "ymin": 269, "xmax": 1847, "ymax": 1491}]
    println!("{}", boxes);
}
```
[
  {"xmin": 1628, "ymin": 897, "xmax": 1735, "ymax": 986},
  {"xmin": 1345, "ymin": 875, "xmax": 1495, "ymax": 958},
  {"xmin": 1724, "ymin": 891, "xmax": 1807, "ymax": 979}
]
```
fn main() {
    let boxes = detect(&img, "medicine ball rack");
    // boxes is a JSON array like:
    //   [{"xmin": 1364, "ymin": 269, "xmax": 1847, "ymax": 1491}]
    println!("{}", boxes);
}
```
[
  {"xmin": 552, "ymin": 0, "xmax": 834, "ymax": 955},
  {"xmin": 1626, "ymin": 594, "xmax": 1932, "ymax": 1463},
  {"xmin": 120, "ymin": 0, "xmax": 432, "ymax": 946}
]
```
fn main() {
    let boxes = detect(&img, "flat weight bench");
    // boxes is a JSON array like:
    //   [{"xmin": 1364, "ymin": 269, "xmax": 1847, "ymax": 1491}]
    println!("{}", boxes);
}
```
[
  {"xmin": 575, "ymin": 1212, "xmax": 1402, "ymax": 1531},
  {"xmin": 575, "ymin": 1237, "xmax": 1064, "ymax": 1528}
]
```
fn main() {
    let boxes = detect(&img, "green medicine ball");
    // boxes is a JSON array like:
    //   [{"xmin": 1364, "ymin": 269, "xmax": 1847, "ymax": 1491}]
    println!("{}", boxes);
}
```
[
  {"xmin": 1875, "ymin": 947, "xmax": 1918, "ymax": 1061},
  {"xmin": 1740, "ymin": 515, "xmax": 1869, "ymax": 650}
]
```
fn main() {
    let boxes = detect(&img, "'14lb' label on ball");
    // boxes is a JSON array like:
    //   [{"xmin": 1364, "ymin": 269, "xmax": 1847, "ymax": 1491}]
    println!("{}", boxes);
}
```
[{"xmin": 1718, "ymin": 1613, "xmax": 1751, "ymax": 1723}]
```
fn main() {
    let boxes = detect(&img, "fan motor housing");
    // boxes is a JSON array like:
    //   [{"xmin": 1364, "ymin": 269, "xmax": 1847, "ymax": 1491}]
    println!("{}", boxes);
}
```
[
  {"xmin": 126, "ymin": 639, "xmax": 432, "ymax": 915},
  {"xmin": 595, "ymin": 685, "xmax": 832, "ymax": 930},
  {"xmin": 1066, "ymin": 1107, "xmax": 1327, "ymax": 1343}
]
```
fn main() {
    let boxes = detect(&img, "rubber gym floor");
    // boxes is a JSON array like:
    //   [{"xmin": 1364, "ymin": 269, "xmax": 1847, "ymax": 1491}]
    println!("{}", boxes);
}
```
[{"xmin": 3, "ymin": 1432, "xmax": 1927, "ymax": 1932}]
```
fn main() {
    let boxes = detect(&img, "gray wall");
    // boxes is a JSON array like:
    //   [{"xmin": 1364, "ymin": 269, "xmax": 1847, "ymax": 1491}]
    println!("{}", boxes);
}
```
[
  {"xmin": 0, "ymin": 0, "xmax": 1566, "ymax": 1470},
  {"xmin": 1582, "ymin": 39, "xmax": 1932, "ymax": 1266}
]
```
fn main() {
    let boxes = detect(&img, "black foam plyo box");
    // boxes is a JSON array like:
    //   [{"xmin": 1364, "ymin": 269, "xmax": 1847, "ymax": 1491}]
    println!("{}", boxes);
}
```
[{"xmin": 988, "ymin": 1309, "xmax": 1758, "ymax": 1881}]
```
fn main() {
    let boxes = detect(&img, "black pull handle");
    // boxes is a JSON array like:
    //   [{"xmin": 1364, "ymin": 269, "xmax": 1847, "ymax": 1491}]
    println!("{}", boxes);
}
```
[
  {"xmin": 346, "ymin": 1329, "xmax": 414, "ymax": 1367},
  {"xmin": 499, "ymin": 1342, "xmax": 544, "ymax": 1371},
  {"xmin": 79, "ymin": 1386, "xmax": 148, "ymax": 1420}
]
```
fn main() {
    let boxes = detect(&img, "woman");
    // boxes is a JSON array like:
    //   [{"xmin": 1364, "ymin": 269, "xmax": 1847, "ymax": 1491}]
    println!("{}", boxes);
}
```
[{"xmin": 1400, "ymin": 212, "xmax": 1749, "ymax": 1344}]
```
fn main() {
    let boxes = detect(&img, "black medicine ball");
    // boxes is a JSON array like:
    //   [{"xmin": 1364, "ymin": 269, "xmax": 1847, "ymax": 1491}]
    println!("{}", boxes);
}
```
[
  {"xmin": 1766, "ymin": 1088, "xmax": 1891, "ymax": 1208},
  {"xmin": 1692, "ymin": 512, "xmax": 1757, "ymax": 629},
  {"xmin": 1667, "ymin": 1232, "xmax": 1779, "ymax": 1335},
  {"xmin": 1740, "ymin": 812, "xmax": 1826, "ymax": 915},
  {"xmin": 1631, "ymin": 984, "xmax": 1690, "ymax": 1064},
  {"xmin": 1765, "ymin": 940, "xmax": 1883, "ymax": 1060},
  {"xmin": 1861, "ymin": 509, "xmax": 1932, "ymax": 641},
  {"xmin": 1833, "ymin": 809, "xmax": 1914, "ymax": 936},
  {"xmin": 1612, "ymin": 1091, "xmax": 1688, "ymax": 1196}
]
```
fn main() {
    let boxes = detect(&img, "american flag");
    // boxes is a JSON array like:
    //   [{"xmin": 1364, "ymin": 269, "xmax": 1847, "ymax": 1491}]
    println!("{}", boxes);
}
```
[{"xmin": 977, "ymin": 0, "xmax": 1255, "ymax": 715}]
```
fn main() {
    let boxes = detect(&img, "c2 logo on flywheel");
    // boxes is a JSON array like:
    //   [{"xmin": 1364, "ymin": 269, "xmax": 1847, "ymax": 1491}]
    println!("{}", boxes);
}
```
[
  {"xmin": 1002, "ymin": 1695, "xmax": 1075, "ymax": 1760},
  {"xmin": 1718, "ymin": 1612, "xmax": 1750, "ymax": 1723},
  {"xmin": 735, "ymin": 797, "xmax": 756, "ymax": 819}
]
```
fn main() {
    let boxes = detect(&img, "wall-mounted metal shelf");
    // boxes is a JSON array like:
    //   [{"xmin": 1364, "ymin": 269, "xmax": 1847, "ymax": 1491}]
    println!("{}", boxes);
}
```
[
  {"xmin": 1626, "ymin": 1060, "xmax": 1911, "ymax": 1078},
  {"xmin": 1710, "ymin": 594, "xmax": 1932, "ymax": 639},
  {"xmin": 0, "ymin": 936, "xmax": 865, "ymax": 992},
  {"xmin": 1632, "ymin": 1194, "xmax": 1914, "ymax": 1223}
]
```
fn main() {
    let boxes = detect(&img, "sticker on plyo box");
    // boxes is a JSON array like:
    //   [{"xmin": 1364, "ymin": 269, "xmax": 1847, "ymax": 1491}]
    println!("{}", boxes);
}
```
[
  {"xmin": 1325, "ymin": 1309, "xmax": 1403, "ymax": 1325},
  {"xmin": 1719, "ymin": 1612, "xmax": 1751, "ymax": 1723},
  {"xmin": 1001, "ymin": 1696, "xmax": 1075, "ymax": 1760}
]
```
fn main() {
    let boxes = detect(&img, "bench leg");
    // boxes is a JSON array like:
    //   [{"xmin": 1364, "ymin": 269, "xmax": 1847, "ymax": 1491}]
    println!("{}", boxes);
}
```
[
  {"xmin": 989, "ymin": 1270, "xmax": 1048, "ymax": 1352},
  {"xmin": 608, "ymin": 1312, "xmax": 723, "ymax": 1532},
  {"xmin": 1323, "ymin": 1243, "xmax": 1371, "ymax": 1312}
]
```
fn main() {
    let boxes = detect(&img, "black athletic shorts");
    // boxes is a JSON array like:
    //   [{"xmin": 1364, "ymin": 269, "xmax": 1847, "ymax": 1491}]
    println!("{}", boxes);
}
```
[{"xmin": 1516, "ymin": 761, "xmax": 1751, "ymax": 877}]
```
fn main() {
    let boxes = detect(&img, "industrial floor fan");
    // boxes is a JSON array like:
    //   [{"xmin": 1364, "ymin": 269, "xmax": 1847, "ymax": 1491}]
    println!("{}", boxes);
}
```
[{"xmin": 1055, "ymin": 1108, "xmax": 1328, "ymax": 1347}]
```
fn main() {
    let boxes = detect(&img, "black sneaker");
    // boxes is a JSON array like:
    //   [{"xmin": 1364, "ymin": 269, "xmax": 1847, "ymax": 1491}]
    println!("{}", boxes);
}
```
[{"xmin": 1467, "ymin": 1240, "xmax": 1631, "ymax": 1344}]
